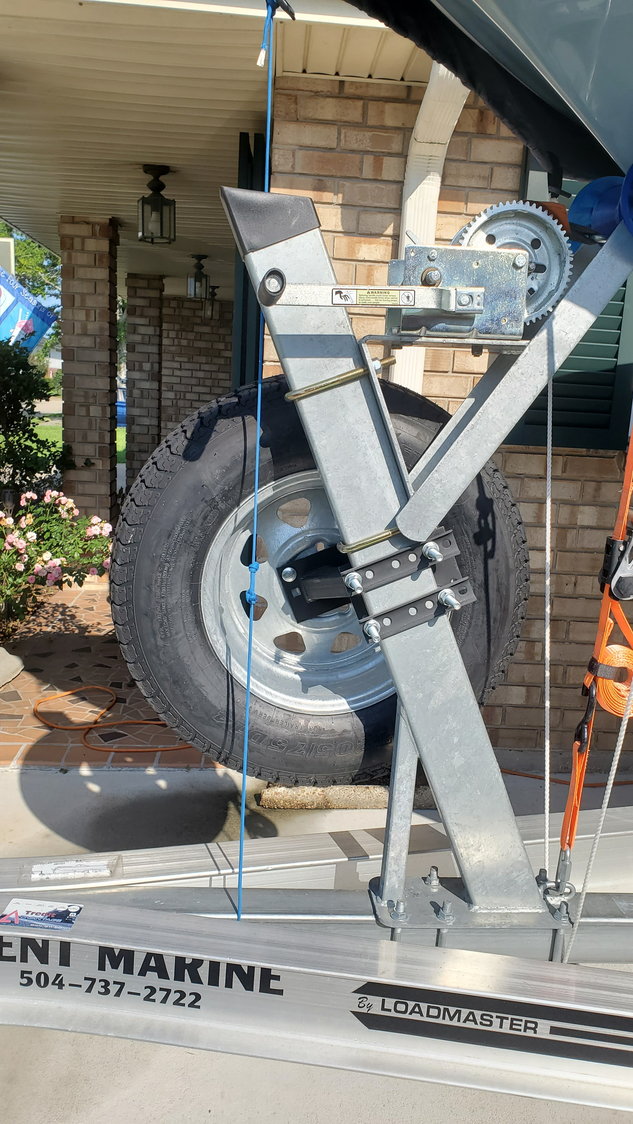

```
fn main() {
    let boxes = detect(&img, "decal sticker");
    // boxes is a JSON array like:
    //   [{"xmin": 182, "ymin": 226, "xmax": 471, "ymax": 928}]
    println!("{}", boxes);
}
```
[
  {"xmin": 331, "ymin": 288, "xmax": 416, "ymax": 306},
  {"xmin": 352, "ymin": 980, "xmax": 633, "ymax": 1068},
  {"xmin": 0, "ymin": 898, "xmax": 83, "ymax": 931}
]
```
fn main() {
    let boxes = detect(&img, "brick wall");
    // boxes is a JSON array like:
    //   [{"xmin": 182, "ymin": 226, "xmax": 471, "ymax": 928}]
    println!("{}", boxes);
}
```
[
  {"xmin": 489, "ymin": 446, "xmax": 624, "ymax": 761},
  {"xmin": 268, "ymin": 76, "xmax": 417, "ymax": 376},
  {"xmin": 160, "ymin": 297, "xmax": 232, "ymax": 436},
  {"xmin": 60, "ymin": 216, "xmax": 118, "ymax": 520},
  {"xmin": 126, "ymin": 274, "xmax": 163, "ymax": 487},
  {"xmin": 270, "ymin": 75, "xmax": 629, "ymax": 759}
]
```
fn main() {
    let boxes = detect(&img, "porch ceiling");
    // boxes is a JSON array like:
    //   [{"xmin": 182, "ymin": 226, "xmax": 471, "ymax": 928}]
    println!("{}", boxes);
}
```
[
  {"xmin": 0, "ymin": 0, "xmax": 429, "ymax": 297},
  {"xmin": 0, "ymin": 0, "xmax": 268, "ymax": 295}
]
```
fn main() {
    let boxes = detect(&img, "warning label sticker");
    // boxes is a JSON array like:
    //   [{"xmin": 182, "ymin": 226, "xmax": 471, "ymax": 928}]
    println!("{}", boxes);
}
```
[
  {"xmin": 331, "ymin": 288, "xmax": 416, "ymax": 306},
  {"xmin": 0, "ymin": 898, "xmax": 83, "ymax": 931}
]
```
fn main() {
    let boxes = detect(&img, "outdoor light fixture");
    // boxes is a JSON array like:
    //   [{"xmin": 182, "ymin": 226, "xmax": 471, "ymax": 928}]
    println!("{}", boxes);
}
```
[
  {"xmin": 137, "ymin": 164, "xmax": 176, "ymax": 244},
  {"xmin": 187, "ymin": 254, "xmax": 210, "ymax": 300}
]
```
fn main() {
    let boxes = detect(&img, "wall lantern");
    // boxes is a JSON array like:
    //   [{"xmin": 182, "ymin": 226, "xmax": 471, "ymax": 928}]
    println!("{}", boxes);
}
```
[
  {"xmin": 187, "ymin": 253, "xmax": 210, "ymax": 299},
  {"xmin": 137, "ymin": 164, "xmax": 176, "ymax": 244}
]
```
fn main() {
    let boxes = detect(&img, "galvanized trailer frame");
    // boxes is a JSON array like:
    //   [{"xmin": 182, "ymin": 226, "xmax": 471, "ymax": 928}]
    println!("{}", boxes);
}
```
[{"xmin": 3, "ymin": 189, "xmax": 633, "ymax": 1105}]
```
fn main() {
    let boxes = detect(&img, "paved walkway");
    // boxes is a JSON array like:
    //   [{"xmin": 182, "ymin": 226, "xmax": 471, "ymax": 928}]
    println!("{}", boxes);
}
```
[{"xmin": 0, "ymin": 583, "xmax": 210, "ymax": 770}]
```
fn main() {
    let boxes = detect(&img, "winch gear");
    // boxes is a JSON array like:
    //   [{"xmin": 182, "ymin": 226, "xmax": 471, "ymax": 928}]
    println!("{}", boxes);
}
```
[{"xmin": 452, "ymin": 200, "xmax": 573, "ymax": 324}]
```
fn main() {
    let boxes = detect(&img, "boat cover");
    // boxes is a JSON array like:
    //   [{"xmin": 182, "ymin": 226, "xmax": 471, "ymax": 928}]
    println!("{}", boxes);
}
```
[{"xmin": 347, "ymin": 0, "xmax": 628, "ymax": 181}]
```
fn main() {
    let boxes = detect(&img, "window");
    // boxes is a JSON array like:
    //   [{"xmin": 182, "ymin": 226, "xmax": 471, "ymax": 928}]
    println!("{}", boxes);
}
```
[{"xmin": 508, "ymin": 169, "xmax": 633, "ymax": 449}]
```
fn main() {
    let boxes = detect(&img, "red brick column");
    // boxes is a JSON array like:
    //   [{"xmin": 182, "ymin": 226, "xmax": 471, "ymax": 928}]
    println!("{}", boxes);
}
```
[
  {"xmin": 125, "ymin": 274, "xmax": 163, "ymax": 488},
  {"xmin": 160, "ymin": 298, "xmax": 232, "ymax": 436},
  {"xmin": 59, "ymin": 216, "xmax": 118, "ymax": 519}
]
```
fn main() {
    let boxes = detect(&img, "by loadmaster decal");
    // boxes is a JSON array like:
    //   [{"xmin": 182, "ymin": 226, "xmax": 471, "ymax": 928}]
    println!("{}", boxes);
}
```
[{"xmin": 352, "ymin": 980, "xmax": 633, "ymax": 1069}]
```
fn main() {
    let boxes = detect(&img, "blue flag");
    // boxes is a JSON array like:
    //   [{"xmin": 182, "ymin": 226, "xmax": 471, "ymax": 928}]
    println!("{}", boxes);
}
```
[{"xmin": 0, "ymin": 265, "xmax": 57, "ymax": 353}]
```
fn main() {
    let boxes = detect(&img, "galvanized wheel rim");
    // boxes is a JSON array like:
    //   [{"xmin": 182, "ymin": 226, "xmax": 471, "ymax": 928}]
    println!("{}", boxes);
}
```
[{"xmin": 200, "ymin": 470, "xmax": 394, "ymax": 714}]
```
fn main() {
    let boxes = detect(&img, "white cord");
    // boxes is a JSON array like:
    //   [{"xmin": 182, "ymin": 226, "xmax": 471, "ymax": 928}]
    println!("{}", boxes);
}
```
[
  {"xmin": 543, "ymin": 371, "xmax": 553, "ymax": 875},
  {"xmin": 563, "ymin": 673, "xmax": 633, "ymax": 962}
]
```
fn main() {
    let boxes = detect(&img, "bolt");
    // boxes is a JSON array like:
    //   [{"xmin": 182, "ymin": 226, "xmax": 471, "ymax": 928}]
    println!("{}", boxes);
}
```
[
  {"xmin": 390, "ymin": 898, "xmax": 407, "ymax": 921},
  {"xmin": 437, "ymin": 588, "xmax": 461, "ymax": 611},
  {"xmin": 363, "ymin": 619, "xmax": 382, "ymax": 644},
  {"xmin": 553, "ymin": 900, "xmax": 570, "ymax": 922},
  {"xmin": 421, "ymin": 267, "xmax": 442, "ymax": 285},
  {"xmin": 281, "ymin": 566, "xmax": 297, "ymax": 583},
  {"xmin": 425, "ymin": 865, "xmax": 440, "ymax": 889},
  {"xmin": 422, "ymin": 541, "xmax": 443, "ymax": 563},
  {"xmin": 427, "ymin": 249, "xmax": 438, "ymax": 261},
  {"xmin": 457, "ymin": 292, "xmax": 472, "ymax": 306},
  {"xmin": 439, "ymin": 900, "xmax": 454, "ymax": 924},
  {"xmin": 263, "ymin": 269, "xmax": 284, "ymax": 293},
  {"xmin": 344, "ymin": 571, "xmax": 363, "ymax": 595},
  {"xmin": 513, "ymin": 253, "xmax": 528, "ymax": 269},
  {"xmin": 372, "ymin": 359, "xmax": 382, "ymax": 373}
]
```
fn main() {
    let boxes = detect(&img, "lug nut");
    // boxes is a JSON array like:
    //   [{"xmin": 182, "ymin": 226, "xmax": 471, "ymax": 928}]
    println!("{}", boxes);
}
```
[
  {"xmin": 437, "ymin": 588, "xmax": 461, "ymax": 611},
  {"xmin": 363, "ymin": 619, "xmax": 382, "ymax": 644},
  {"xmin": 457, "ymin": 292, "xmax": 472, "ymax": 306},
  {"xmin": 344, "ymin": 571, "xmax": 363, "ymax": 595},
  {"xmin": 281, "ymin": 567, "xmax": 297, "ymax": 583},
  {"xmin": 422, "ymin": 541, "xmax": 443, "ymax": 563}
]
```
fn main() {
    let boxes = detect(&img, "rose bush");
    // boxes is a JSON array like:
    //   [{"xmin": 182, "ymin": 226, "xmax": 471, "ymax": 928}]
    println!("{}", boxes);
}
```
[{"xmin": 0, "ymin": 490, "xmax": 111, "ymax": 635}]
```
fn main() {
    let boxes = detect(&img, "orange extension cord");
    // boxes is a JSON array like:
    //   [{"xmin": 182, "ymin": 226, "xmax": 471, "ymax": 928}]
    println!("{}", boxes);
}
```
[
  {"xmin": 33, "ymin": 686, "xmax": 191, "ymax": 753},
  {"xmin": 32, "ymin": 688, "xmax": 633, "ymax": 781}
]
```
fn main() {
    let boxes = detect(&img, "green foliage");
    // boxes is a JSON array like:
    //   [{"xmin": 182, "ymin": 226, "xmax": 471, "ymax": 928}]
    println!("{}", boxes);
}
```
[
  {"xmin": 0, "ymin": 221, "xmax": 60, "ymax": 301},
  {"xmin": 0, "ymin": 339, "xmax": 64, "ymax": 489},
  {"xmin": 0, "ymin": 490, "xmax": 111, "ymax": 635},
  {"xmin": 47, "ymin": 368, "xmax": 63, "ymax": 396}
]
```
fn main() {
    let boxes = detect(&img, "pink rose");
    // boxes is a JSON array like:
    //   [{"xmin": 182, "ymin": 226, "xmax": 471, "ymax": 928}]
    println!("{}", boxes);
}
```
[
  {"xmin": 19, "ymin": 497, "xmax": 26, "ymax": 507},
  {"xmin": 26, "ymin": 575, "xmax": 35, "ymax": 584},
  {"xmin": 103, "ymin": 558, "xmax": 110, "ymax": 570},
  {"xmin": 14, "ymin": 562, "xmax": 24, "ymax": 572},
  {"xmin": 101, "ymin": 523, "xmax": 112, "ymax": 536},
  {"xmin": 5, "ymin": 533, "xmax": 15, "ymax": 546},
  {"xmin": 89, "ymin": 566, "xmax": 98, "ymax": 575},
  {"xmin": 91, "ymin": 515, "xmax": 101, "ymax": 524},
  {"xmin": 72, "ymin": 508, "xmax": 79, "ymax": 517},
  {"xmin": 15, "ymin": 538, "xmax": 26, "ymax": 552},
  {"xmin": 18, "ymin": 516, "xmax": 26, "ymax": 529}
]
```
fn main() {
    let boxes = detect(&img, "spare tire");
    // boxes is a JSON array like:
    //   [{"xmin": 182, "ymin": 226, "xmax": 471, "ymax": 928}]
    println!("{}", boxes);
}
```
[{"xmin": 111, "ymin": 377, "xmax": 528, "ymax": 785}]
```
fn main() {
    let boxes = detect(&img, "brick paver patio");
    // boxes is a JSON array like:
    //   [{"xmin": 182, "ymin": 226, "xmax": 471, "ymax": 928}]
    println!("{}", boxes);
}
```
[{"xmin": 0, "ymin": 583, "xmax": 211, "ymax": 770}]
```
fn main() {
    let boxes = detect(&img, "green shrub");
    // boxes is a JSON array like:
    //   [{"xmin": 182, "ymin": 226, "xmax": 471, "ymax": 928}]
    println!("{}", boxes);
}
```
[
  {"xmin": 0, "ymin": 489, "xmax": 111, "ymax": 635},
  {"xmin": 0, "ymin": 339, "xmax": 65, "ymax": 491}
]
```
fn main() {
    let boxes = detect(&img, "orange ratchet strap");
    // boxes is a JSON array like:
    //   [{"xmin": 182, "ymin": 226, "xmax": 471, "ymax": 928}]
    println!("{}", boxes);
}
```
[{"xmin": 560, "ymin": 438, "xmax": 633, "ymax": 851}]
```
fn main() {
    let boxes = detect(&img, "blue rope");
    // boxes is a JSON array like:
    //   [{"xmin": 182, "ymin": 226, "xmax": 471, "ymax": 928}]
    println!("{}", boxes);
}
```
[{"xmin": 236, "ymin": 0, "xmax": 277, "ymax": 921}]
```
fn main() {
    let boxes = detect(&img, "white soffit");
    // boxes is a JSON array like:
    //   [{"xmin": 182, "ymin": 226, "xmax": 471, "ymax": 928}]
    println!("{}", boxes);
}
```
[
  {"xmin": 88, "ymin": 0, "xmax": 383, "ymax": 27},
  {"xmin": 277, "ymin": 21, "xmax": 431, "ymax": 83},
  {"xmin": 0, "ymin": 0, "xmax": 268, "ymax": 292}
]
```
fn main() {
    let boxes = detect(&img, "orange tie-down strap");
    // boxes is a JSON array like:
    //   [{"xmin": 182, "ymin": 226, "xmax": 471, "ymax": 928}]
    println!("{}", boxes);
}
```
[{"xmin": 560, "ymin": 438, "xmax": 633, "ymax": 852}]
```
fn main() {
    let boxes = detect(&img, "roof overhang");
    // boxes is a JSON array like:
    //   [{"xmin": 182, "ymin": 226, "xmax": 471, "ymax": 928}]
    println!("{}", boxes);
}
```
[{"xmin": 0, "ymin": 0, "xmax": 429, "ymax": 295}]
